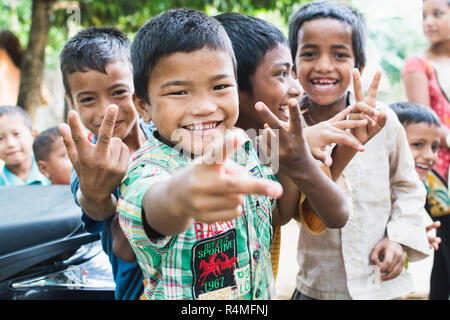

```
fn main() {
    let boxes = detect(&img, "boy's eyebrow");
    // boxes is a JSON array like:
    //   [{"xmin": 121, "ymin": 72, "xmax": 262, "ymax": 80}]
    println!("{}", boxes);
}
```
[
  {"xmin": 300, "ymin": 44, "xmax": 352, "ymax": 50},
  {"xmin": 75, "ymin": 91, "xmax": 96, "ymax": 98},
  {"xmin": 161, "ymin": 74, "xmax": 234, "ymax": 88}
]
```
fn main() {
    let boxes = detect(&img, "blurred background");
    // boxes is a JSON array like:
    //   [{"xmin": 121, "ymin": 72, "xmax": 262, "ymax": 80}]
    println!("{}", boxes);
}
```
[{"xmin": 0, "ymin": 0, "xmax": 427, "ymax": 131}]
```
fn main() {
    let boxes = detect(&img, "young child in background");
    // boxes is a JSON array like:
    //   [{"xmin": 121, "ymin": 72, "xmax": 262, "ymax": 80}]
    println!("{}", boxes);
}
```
[
  {"xmin": 33, "ymin": 126, "xmax": 72, "ymax": 185},
  {"xmin": 0, "ymin": 105, "xmax": 50, "ymax": 186},
  {"xmin": 288, "ymin": 1, "xmax": 430, "ymax": 300},
  {"xmin": 215, "ymin": 11, "xmax": 372, "ymax": 281},
  {"xmin": 390, "ymin": 101, "xmax": 447, "ymax": 299},
  {"xmin": 58, "ymin": 27, "xmax": 153, "ymax": 299},
  {"xmin": 117, "ymin": 8, "xmax": 350, "ymax": 300}
]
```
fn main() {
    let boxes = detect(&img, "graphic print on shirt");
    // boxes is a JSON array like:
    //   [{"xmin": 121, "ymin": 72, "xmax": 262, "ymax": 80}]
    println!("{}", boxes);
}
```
[{"xmin": 191, "ymin": 229, "xmax": 238, "ymax": 300}]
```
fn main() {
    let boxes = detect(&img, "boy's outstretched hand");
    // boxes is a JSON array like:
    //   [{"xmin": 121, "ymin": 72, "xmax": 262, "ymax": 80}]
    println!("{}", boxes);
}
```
[
  {"xmin": 59, "ymin": 105, "xmax": 130, "ymax": 206},
  {"xmin": 350, "ymin": 69, "xmax": 386, "ymax": 144},
  {"xmin": 167, "ymin": 130, "xmax": 283, "ymax": 226}
]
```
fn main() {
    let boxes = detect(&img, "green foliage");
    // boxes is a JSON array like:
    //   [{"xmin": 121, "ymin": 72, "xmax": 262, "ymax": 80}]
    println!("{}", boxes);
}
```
[
  {"xmin": 368, "ymin": 16, "xmax": 428, "ymax": 85},
  {"xmin": 1, "ymin": 0, "xmax": 313, "ymax": 69}
]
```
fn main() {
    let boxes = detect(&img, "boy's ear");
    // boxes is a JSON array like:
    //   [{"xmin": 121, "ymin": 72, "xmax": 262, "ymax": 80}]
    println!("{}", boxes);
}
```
[
  {"xmin": 32, "ymin": 129, "xmax": 38, "ymax": 139},
  {"xmin": 132, "ymin": 93, "xmax": 151, "ymax": 123},
  {"xmin": 37, "ymin": 160, "xmax": 50, "ymax": 179}
]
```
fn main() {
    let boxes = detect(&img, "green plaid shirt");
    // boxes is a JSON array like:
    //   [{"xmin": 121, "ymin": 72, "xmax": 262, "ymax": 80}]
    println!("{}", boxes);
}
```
[{"xmin": 118, "ymin": 131, "xmax": 277, "ymax": 300}]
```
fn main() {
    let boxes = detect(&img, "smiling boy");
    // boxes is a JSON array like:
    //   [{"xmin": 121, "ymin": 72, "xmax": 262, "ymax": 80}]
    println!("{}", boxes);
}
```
[
  {"xmin": 288, "ymin": 1, "xmax": 430, "ymax": 300},
  {"xmin": 58, "ymin": 27, "xmax": 154, "ymax": 300},
  {"xmin": 117, "ymin": 8, "xmax": 350, "ymax": 300}
]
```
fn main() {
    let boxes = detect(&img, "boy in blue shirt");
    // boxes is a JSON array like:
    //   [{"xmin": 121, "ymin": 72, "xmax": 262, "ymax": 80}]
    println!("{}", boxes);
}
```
[
  {"xmin": 58, "ymin": 27, "xmax": 153, "ymax": 299},
  {"xmin": 0, "ymin": 105, "xmax": 50, "ymax": 186}
]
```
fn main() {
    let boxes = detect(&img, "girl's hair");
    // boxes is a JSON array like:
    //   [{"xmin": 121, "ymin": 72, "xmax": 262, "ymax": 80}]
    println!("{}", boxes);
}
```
[
  {"xmin": 389, "ymin": 102, "xmax": 441, "ymax": 127},
  {"xmin": 0, "ymin": 105, "xmax": 32, "ymax": 131},
  {"xmin": 288, "ymin": 1, "xmax": 367, "ymax": 69},
  {"xmin": 0, "ymin": 30, "xmax": 23, "ymax": 68}
]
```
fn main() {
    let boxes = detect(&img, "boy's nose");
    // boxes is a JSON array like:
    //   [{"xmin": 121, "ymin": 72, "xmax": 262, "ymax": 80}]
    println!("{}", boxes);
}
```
[
  {"xmin": 425, "ymin": 147, "xmax": 438, "ymax": 163},
  {"xmin": 5, "ymin": 135, "xmax": 18, "ymax": 147},
  {"xmin": 314, "ymin": 55, "xmax": 333, "ymax": 73},
  {"xmin": 423, "ymin": 15, "xmax": 435, "ymax": 28},
  {"xmin": 288, "ymin": 78, "xmax": 301, "ymax": 99},
  {"xmin": 190, "ymin": 99, "xmax": 217, "ymax": 116}
]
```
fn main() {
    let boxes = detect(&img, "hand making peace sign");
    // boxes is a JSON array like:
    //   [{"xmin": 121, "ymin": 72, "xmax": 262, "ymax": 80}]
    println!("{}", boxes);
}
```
[{"xmin": 349, "ymin": 68, "xmax": 386, "ymax": 145}]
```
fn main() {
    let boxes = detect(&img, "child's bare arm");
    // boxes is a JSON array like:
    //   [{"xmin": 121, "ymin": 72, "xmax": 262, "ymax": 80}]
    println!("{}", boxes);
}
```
[
  {"xmin": 111, "ymin": 214, "xmax": 136, "ymax": 262},
  {"xmin": 141, "ymin": 131, "xmax": 283, "ymax": 237},
  {"xmin": 59, "ymin": 105, "xmax": 130, "ymax": 220},
  {"xmin": 256, "ymin": 99, "xmax": 348, "ymax": 228}
]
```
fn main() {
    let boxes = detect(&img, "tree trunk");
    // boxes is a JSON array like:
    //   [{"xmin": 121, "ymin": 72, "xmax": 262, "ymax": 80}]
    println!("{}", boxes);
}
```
[{"xmin": 17, "ymin": 0, "xmax": 56, "ymax": 122}]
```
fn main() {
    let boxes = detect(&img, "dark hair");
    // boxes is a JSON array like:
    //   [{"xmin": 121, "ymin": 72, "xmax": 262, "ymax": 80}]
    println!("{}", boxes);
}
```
[
  {"xmin": 0, "ymin": 30, "xmax": 23, "ymax": 68},
  {"xmin": 32, "ymin": 126, "xmax": 62, "ymax": 162},
  {"xmin": 0, "ymin": 105, "xmax": 32, "ymax": 131},
  {"xmin": 288, "ymin": 1, "xmax": 367, "ymax": 69},
  {"xmin": 131, "ymin": 8, "xmax": 236, "ymax": 104},
  {"xmin": 389, "ymin": 102, "xmax": 441, "ymax": 127},
  {"xmin": 215, "ymin": 12, "xmax": 288, "ymax": 95},
  {"xmin": 60, "ymin": 26, "xmax": 131, "ymax": 98}
]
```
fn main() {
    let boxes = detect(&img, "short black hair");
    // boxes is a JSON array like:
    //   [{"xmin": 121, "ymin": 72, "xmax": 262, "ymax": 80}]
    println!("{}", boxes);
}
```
[
  {"xmin": 60, "ymin": 26, "xmax": 131, "ymax": 98},
  {"xmin": 0, "ymin": 30, "xmax": 23, "ymax": 68},
  {"xmin": 215, "ymin": 12, "xmax": 288, "ymax": 95},
  {"xmin": 32, "ymin": 126, "xmax": 62, "ymax": 162},
  {"xmin": 288, "ymin": 1, "xmax": 367, "ymax": 69},
  {"xmin": 0, "ymin": 105, "xmax": 32, "ymax": 131},
  {"xmin": 389, "ymin": 102, "xmax": 441, "ymax": 127},
  {"xmin": 131, "ymin": 8, "xmax": 236, "ymax": 104}
]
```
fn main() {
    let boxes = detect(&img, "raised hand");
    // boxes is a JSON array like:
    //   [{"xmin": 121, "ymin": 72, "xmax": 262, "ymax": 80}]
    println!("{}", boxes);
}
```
[
  {"xmin": 255, "ymin": 97, "xmax": 313, "ymax": 175},
  {"xmin": 304, "ymin": 106, "xmax": 368, "ymax": 166},
  {"xmin": 169, "ymin": 129, "xmax": 283, "ymax": 224},
  {"xmin": 350, "ymin": 69, "xmax": 386, "ymax": 145},
  {"xmin": 59, "ymin": 105, "xmax": 130, "ymax": 204}
]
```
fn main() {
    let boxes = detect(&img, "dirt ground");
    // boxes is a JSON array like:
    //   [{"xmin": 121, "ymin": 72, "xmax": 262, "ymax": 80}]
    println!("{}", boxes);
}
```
[{"xmin": 275, "ymin": 220, "xmax": 434, "ymax": 300}]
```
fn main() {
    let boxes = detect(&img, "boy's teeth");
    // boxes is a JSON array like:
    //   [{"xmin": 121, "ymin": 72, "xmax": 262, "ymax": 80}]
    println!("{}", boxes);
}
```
[
  {"xmin": 311, "ymin": 79, "xmax": 337, "ymax": 88},
  {"xmin": 185, "ymin": 122, "xmax": 218, "ymax": 130}
]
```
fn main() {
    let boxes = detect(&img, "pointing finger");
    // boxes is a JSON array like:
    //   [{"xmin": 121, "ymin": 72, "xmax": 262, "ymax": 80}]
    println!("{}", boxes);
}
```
[
  {"xmin": 96, "ymin": 105, "xmax": 119, "ymax": 154},
  {"xmin": 352, "ymin": 68, "xmax": 365, "ymax": 103},
  {"xmin": 287, "ymin": 97, "xmax": 303, "ymax": 133},
  {"xmin": 201, "ymin": 129, "xmax": 244, "ymax": 166},
  {"xmin": 67, "ymin": 109, "xmax": 90, "ymax": 152},
  {"xmin": 59, "ymin": 122, "xmax": 79, "ymax": 166},
  {"xmin": 329, "ymin": 106, "xmax": 353, "ymax": 122},
  {"xmin": 255, "ymin": 101, "xmax": 284, "ymax": 130},
  {"xmin": 367, "ymin": 71, "xmax": 382, "ymax": 104},
  {"xmin": 220, "ymin": 175, "xmax": 283, "ymax": 198}
]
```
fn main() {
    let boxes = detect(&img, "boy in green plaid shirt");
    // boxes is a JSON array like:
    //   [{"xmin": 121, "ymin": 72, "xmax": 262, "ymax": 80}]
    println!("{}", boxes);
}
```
[{"xmin": 117, "ymin": 8, "xmax": 348, "ymax": 300}]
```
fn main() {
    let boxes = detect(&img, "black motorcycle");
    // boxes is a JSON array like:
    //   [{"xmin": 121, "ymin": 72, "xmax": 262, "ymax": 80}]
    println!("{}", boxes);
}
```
[{"xmin": 0, "ymin": 185, "xmax": 115, "ymax": 299}]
